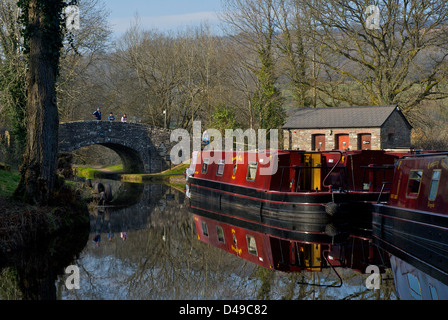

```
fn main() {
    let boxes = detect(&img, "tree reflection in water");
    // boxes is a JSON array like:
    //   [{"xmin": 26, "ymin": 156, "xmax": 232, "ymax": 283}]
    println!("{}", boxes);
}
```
[
  {"xmin": 58, "ymin": 182, "xmax": 397, "ymax": 300},
  {"xmin": 0, "ymin": 181, "xmax": 397, "ymax": 300}
]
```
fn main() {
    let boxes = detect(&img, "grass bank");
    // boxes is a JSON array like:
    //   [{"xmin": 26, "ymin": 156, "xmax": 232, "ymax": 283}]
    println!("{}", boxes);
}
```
[
  {"xmin": 74, "ymin": 163, "xmax": 189, "ymax": 191},
  {"xmin": 0, "ymin": 168, "xmax": 20, "ymax": 198},
  {"xmin": 74, "ymin": 164, "xmax": 124, "ymax": 179},
  {"xmin": 120, "ymin": 163, "xmax": 188, "ymax": 183}
]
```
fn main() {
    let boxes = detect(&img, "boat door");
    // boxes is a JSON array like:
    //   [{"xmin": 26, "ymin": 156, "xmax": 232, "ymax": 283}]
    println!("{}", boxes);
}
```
[
  {"xmin": 303, "ymin": 153, "xmax": 322, "ymax": 191},
  {"xmin": 336, "ymin": 134, "xmax": 350, "ymax": 150}
]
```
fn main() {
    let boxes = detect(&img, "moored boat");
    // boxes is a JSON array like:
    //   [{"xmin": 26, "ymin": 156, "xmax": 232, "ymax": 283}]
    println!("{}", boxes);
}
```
[
  {"xmin": 187, "ymin": 149, "xmax": 404, "ymax": 228},
  {"xmin": 372, "ymin": 152, "xmax": 448, "ymax": 286}
]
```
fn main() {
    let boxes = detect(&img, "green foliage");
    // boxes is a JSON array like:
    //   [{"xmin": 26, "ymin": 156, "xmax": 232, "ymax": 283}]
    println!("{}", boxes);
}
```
[
  {"xmin": 253, "ymin": 50, "xmax": 286, "ymax": 131},
  {"xmin": 0, "ymin": 268, "xmax": 22, "ymax": 300},
  {"xmin": 0, "ymin": 1, "xmax": 27, "ymax": 152},
  {"xmin": 0, "ymin": 69, "xmax": 27, "ymax": 148},
  {"xmin": 209, "ymin": 105, "xmax": 239, "ymax": 132},
  {"xmin": 0, "ymin": 169, "xmax": 20, "ymax": 197},
  {"xmin": 16, "ymin": 0, "xmax": 79, "ymax": 77},
  {"xmin": 255, "ymin": 267, "xmax": 274, "ymax": 300}
]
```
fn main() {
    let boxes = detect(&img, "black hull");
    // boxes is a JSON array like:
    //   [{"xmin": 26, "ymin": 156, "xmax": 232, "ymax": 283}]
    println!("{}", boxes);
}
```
[
  {"xmin": 188, "ymin": 177, "xmax": 378, "ymax": 231},
  {"xmin": 372, "ymin": 204, "xmax": 448, "ymax": 285}
]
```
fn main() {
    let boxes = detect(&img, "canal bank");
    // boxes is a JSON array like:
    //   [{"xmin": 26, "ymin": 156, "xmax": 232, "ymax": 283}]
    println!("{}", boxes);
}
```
[
  {"xmin": 0, "ymin": 169, "xmax": 90, "ymax": 257},
  {"xmin": 74, "ymin": 163, "xmax": 188, "ymax": 191}
]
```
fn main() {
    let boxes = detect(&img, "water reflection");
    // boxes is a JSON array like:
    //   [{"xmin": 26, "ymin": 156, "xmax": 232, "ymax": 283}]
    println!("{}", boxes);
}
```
[
  {"xmin": 60, "ymin": 180, "xmax": 394, "ymax": 300},
  {"xmin": 373, "ymin": 213, "xmax": 448, "ymax": 300},
  {"xmin": 2, "ymin": 179, "xmax": 448, "ymax": 300},
  {"xmin": 0, "ymin": 223, "xmax": 89, "ymax": 300}
]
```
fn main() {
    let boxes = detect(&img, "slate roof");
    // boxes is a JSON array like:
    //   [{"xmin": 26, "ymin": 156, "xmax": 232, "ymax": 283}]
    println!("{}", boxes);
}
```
[{"xmin": 283, "ymin": 105, "xmax": 412, "ymax": 129}]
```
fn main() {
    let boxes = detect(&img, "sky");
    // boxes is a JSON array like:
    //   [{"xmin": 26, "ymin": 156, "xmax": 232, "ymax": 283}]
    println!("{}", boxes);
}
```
[{"xmin": 104, "ymin": 0, "xmax": 224, "ymax": 37}]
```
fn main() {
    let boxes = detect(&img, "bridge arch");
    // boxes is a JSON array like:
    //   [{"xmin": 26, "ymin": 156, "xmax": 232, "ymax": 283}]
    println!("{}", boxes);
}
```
[{"xmin": 59, "ymin": 121, "xmax": 173, "ymax": 174}]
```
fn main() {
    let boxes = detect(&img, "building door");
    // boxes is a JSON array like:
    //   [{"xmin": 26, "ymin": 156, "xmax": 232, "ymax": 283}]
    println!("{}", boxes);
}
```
[
  {"xmin": 336, "ymin": 134, "xmax": 349, "ymax": 150},
  {"xmin": 358, "ymin": 134, "xmax": 371, "ymax": 150},
  {"xmin": 312, "ymin": 134, "xmax": 326, "ymax": 151}
]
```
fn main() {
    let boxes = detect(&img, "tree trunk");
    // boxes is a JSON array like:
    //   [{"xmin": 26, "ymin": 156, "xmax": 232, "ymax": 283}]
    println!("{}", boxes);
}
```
[{"xmin": 15, "ymin": 0, "xmax": 60, "ymax": 205}]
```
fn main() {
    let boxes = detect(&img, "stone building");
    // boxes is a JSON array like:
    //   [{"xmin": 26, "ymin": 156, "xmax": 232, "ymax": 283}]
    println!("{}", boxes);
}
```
[{"xmin": 283, "ymin": 105, "xmax": 412, "ymax": 151}]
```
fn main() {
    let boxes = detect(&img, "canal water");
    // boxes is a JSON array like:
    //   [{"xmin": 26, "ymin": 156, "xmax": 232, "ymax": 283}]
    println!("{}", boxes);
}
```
[{"xmin": 0, "ymin": 179, "xmax": 400, "ymax": 300}]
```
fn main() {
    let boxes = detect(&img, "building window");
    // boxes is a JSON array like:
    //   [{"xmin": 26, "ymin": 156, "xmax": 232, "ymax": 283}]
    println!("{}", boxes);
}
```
[
  {"xmin": 216, "ymin": 159, "xmax": 225, "ymax": 176},
  {"xmin": 201, "ymin": 221, "xmax": 209, "ymax": 237},
  {"xmin": 429, "ymin": 170, "xmax": 441, "ymax": 201},
  {"xmin": 388, "ymin": 133, "xmax": 394, "ymax": 142},
  {"xmin": 246, "ymin": 235, "xmax": 258, "ymax": 256},
  {"xmin": 201, "ymin": 158, "xmax": 209, "ymax": 174},
  {"xmin": 246, "ymin": 162, "xmax": 258, "ymax": 181},
  {"xmin": 407, "ymin": 169, "xmax": 423, "ymax": 197},
  {"xmin": 217, "ymin": 226, "xmax": 225, "ymax": 243}
]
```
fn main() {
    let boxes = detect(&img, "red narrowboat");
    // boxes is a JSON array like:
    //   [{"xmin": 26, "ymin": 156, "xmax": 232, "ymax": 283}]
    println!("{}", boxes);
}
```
[
  {"xmin": 373, "ymin": 152, "xmax": 448, "ymax": 286},
  {"xmin": 187, "ymin": 149, "xmax": 403, "ymax": 229}
]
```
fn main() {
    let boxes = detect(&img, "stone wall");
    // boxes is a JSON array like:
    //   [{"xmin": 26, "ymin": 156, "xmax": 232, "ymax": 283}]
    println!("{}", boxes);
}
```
[
  {"xmin": 283, "ymin": 109, "xmax": 412, "ymax": 151},
  {"xmin": 284, "ymin": 128, "xmax": 382, "ymax": 150},
  {"xmin": 381, "ymin": 110, "xmax": 412, "ymax": 149}
]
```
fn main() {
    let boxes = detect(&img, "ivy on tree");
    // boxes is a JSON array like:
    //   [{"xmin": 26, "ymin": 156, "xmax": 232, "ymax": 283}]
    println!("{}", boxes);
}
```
[{"xmin": 14, "ymin": 0, "xmax": 78, "ymax": 205}]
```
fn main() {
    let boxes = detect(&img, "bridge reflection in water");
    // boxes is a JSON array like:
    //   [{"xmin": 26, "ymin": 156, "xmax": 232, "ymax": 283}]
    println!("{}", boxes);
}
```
[{"xmin": 1, "ymin": 179, "xmax": 447, "ymax": 300}]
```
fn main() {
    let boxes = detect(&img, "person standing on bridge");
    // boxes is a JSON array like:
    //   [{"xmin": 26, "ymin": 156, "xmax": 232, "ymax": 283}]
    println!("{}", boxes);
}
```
[
  {"xmin": 93, "ymin": 107, "xmax": 101, "ymax": 120},
  {"xmin": 121, "ymin": 113, "xmax": 128, "ymax": 122},
  {"xmin": 108, "ymin": 112, "xmax": 115, "ymax": 121}
]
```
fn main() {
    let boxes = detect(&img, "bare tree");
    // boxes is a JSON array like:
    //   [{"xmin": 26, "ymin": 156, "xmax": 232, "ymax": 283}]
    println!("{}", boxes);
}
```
[
  {"xmin": 220, "ymin": 0, "xmax": 285, "ymax": 130},
  {"xmin": 0, "ymin": 0, "xmax": 27, "ymax": 148},
  {"xmin": 113, "ymin": 20, "xmax": 226, "ymax": 129},
  {"xmin": 57, "ymin": 0, "xmax": 113, "ymax": 122},
  {"xmin": 303, "ymin": 0, "xmax": 448, "ymax": 115}
]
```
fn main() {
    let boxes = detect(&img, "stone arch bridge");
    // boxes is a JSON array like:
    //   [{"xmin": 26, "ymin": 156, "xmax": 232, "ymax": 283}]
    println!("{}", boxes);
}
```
[{"xmin": 59, "ymin": 121, "xmax": 175, "ymax": 173}]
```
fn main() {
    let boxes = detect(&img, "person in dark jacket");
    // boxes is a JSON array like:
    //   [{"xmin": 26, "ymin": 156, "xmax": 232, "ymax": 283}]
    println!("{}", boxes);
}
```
[{"xmin": 93, "ymin": 107, "xmax": 101, "ymax": 120}]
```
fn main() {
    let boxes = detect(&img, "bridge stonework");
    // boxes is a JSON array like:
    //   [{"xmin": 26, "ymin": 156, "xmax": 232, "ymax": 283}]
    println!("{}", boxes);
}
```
[{"xmin": 59, "ymin": 121, "xmax": 175, "ymax": 174}]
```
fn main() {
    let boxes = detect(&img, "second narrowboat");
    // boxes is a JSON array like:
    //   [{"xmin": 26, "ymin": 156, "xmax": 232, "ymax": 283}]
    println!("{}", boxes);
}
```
[{"xmin": 373, "ymin": 152, "xmax": 448, "ymax": 286}]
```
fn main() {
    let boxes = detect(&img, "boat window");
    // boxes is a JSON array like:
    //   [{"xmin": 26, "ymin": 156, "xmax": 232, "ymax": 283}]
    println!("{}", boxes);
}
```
[
  {"xmin": 201, "ymin": 221, "xmax": 209, "ymax": 237},
  {"xmin": 407, "ymin": 170, "xmax": 423, "ymax": 197},
  {"xmin": 429, "ymin": 284, "xmax": 439, "ymax": 300},
  {"xmin": 429, "ymin": 170, "xmax": 441, "ymax": 201},
  {"xmin": 216, "ymin": 159, "xmax": 225, "ymax": 176},
  {"xmin": 201, "ymin": 158, "xmax": 209, "ymax": 174},
  {"xmin": 246, "ymin": 162, "xmax": 258, "ymax": 181},
  {"xmin": 217, "ymin": 226, "xmax": 225, "ymax": 243},
  {"xmin": 246, "ymin": 235, "xmax": 258, "ymax": 256},
  {"xmin": 407, "ymin": 273, "xmax": 422, "ymax": 300}
]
